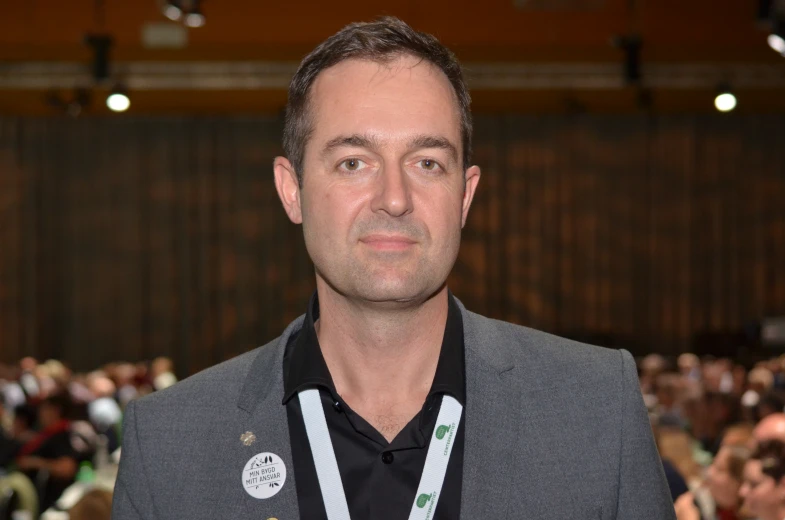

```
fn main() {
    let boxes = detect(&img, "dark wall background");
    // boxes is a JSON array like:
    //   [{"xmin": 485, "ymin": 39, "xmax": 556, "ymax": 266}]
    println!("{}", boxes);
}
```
[{"xmin": 1, "ymin": 115, "xmax": 784, "ymax": 374}]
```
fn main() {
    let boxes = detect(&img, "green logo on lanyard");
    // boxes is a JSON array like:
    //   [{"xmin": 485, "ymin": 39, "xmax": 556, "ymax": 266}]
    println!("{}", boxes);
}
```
[
  {"xmin": 435, "ymin": 425, "xmax": 450, "ymax": 440},
  {"xmin": 416, "ymin": 493, "xmax": 432, "ymax": 508}
]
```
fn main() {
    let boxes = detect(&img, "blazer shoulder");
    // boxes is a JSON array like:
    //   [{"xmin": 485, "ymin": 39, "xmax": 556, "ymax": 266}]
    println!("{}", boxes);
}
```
[{"xmin": 464, "ymin": 310, "xmax": 627, "ymax": 383}]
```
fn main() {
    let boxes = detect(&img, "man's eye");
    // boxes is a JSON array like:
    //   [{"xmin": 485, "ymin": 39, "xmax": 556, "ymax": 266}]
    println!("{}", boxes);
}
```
[
  {"xmin": 340, "ymin": 158, "xmax": 365, "ymax": 171},
  {"xmin": 418, "ymin": 159, "xmax": 440, "ymax": 171}
]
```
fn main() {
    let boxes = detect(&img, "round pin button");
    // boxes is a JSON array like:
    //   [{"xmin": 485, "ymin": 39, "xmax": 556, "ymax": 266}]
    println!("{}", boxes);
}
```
[
  {"xmin": 381, "ymin": 452, "xmax": 394, "ymax": 464},
  {"xmin": 242, "ymin": 452, "xmax": 287, "ymax": 499}
]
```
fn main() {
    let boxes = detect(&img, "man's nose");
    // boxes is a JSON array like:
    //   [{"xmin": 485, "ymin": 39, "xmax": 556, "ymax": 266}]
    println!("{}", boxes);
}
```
[{"xmin": 369, "ymin": 163, "xmax": 413, "ymax": 217}]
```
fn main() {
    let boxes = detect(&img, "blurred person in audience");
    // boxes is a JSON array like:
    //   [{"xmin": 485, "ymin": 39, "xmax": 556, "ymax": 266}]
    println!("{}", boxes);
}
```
[
  {"xmin": 751, "ymin": 365, "xmax": 776, "ymax": 392},
  {"xmin": 68, "ymin": 370, "xmax": 99, "ymax": 407},
  {"xmin": 0, "ymin": 399, "xmax": 14, "ymax": 467},
  {"xmin": 131, "ymin": 361, "xmax": 154, "ymax": 399},
  {"xmin": 1, "ymin": 403, "xmax": 36, "ymax": 469},
  {"xmin": 10, "ymin": 404, "xmax": 37, "ymax": 445},
  {"xmin": 112, "ymin": 363, "xmax": 140, "ymax": 407},
  {"xmin": 732, "ymin": 365, "xmax": 748, "ymax": 397},
  {"xmin": 675, "ymin": 444, "xmax": 751, "ymax": 520},
  {"xmin": 18, "ymin": 357, "xmax": 40, "ymax": 397},
  {"xmin": 757, "ymin": 391, "xmax": 785, "ymax": 420},
  {"xmin": 774, "ymin": 357, "xmax": 785, "ymax": 390},
  {"xmin": 657, "ymin": 427, "xmax": 703, "ymax": 492},
  {"xmin": 704, "ymin": 392, "xmax": 742, "ymax": 454},
  {"xmin": 679, "ymin": 353, "xmax": 702, "ymax": 381},
  {"xmin": 764, "ymin": 359, "xmax": 782, "ymax": 379},
  {"xmin": 640, "ymin": 353, "xmax": 668, "ymax": 395},
  {"xmin": 69, "ymin": 488, "xmax": 113, "ymax": 520},
  {"xmin": 655, "ymin": 426, "xmax": 696, "ymax": 503},
  {"xmin": 721, "ymin": 423, "xmax": 755, "ymax": 450},
  {"xmin": 739, "ymin": 439, "xmax": 785, "ymax": 520},
  {"xmin": 718, "ymin": 360, "xmax": 736, "ymax": 394},
  {"xmin": 682, "ymin": 382, "xmax": 712, "ymax": 447},
  {"xmin": 150, "ymin": 357, "xmax": 177, "ymax": 391},
  {"xmin": 741, "ymin": 390, "xmax": 761, "ymax": 424},
  {"xmin": 1, "ymin": 370, "xmax": 26, "ymax": 414},
  {"xmin": 42, "ymin": 360, "xmax": 71, "ymax": 395},
  {"xmin": 703, "ymin": 360, "xmax": 732, "ymax": 394},
  {"xmin": 31, "ymin": 361, "xmax": 59, "ymax": 400},
  {"xmin": 657, "ymin": 373, "xmax": 688, "ymax": 428},
  {"xmin": 86, "ymin": 372, "xmax": 122, "ymax": 451},
  {"xmin": 14, "ymin": 392, "xmax": 79, "ymax": 511}
]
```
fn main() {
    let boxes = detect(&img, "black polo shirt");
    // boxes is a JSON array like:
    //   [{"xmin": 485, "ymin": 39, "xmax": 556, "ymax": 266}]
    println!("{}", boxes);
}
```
[{"xmin": 282, "ymin": 292, "xmax": 465, "ymax": 519}]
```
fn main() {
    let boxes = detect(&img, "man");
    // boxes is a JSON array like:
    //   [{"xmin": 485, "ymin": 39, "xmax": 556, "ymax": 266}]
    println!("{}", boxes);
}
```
[{"xmin": 112, "ymin": 17, "xmax": 674, "ymax": 519}]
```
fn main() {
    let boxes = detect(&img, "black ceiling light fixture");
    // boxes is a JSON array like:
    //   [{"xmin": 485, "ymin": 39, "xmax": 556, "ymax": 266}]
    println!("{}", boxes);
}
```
[
  {"xmin": 84, "ymin": 33, "xmax": 132, "ymax": 113},
  {"xmin": 612, "ymin": 34, "xmax": 643, "ymax": 85},
  {"xmin": 84, "ymin": 33, "xmax": 114, "ymax": 85}
]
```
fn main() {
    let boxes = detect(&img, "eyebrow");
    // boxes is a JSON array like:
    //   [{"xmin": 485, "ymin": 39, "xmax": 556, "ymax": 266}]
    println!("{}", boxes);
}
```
[
  {"xmin": 320, "ymin": 133, "xmax": 459, "ymax": 163},
  {"xmin": 409, "ymin": 134, "xmax": 459, "ymax": 163},
  {"xmin": 321, "ymin": 134, "xmax": 381, "ymax": 158}
]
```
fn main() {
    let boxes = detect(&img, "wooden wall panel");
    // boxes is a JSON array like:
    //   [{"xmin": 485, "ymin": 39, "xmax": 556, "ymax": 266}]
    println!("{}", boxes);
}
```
[{"xmin": 1, "ymin": 114, "xmax": 784, "ymax": 375}]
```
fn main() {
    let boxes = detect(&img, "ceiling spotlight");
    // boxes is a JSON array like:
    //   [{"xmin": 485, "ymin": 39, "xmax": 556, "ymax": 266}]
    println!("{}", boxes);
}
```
[
  {"xmin": 184, "ymin": 1, "xmax": 205, "ymax": 27},
  {"xmin": 768, "ymin": 19, "xmax": 785, "ymax": 55},
  {"xmin": 107, "ymin": 85, "xmax": 130, "ymax": 112},
  {"xmin": 714, "ymin": 85, "xmax": 737, "ymax": 112},
  {"xmin": 163, "ymin": 0, "xmax": 183, "ymax": 21},
  {"xmin": 184, "ymin": 11, "xmax": 205, "ymax": 28}
]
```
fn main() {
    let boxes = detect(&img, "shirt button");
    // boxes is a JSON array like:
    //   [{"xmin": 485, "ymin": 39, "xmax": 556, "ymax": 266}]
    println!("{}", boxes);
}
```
[{"xmin": 381, "ymin": 452, "xmax": 394, "ymax": 464}]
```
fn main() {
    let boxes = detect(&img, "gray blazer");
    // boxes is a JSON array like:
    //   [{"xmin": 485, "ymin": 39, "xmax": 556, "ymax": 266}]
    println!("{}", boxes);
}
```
[{"xmin": 112, "ymin": 302, "xmax": 676, "ymax": 519}]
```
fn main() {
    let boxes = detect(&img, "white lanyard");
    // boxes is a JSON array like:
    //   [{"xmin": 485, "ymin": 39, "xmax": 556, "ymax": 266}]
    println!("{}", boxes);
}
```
[{"xmin": 298, "ymin": 388, "xmax": 463, "ymax": 520}]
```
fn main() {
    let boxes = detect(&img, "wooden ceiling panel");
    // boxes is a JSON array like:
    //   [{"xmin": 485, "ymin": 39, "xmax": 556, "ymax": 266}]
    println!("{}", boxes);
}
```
[
  {"xmin": 1, "ymin": 0, "xmax": 782, "ymax": 114},
  {"xmin": 0, "ymin": 0, "xmax": 774, "ymax": 54}
]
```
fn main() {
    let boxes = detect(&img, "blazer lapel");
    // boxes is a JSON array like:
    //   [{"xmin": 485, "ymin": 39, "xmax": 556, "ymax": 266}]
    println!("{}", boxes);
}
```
[
  {"xmin": 458, "ymin": 303, "xmax": 519, "ymax": 520},
  {"xmin": 234, "ymin": 316, "xmax": 304, "ymax": 520}
]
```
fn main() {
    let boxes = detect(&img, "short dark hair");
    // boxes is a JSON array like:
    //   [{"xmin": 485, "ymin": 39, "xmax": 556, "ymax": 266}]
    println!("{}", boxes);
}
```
[
  {"xmin": 13, "ymin": 404, "xmax": 37, "ymax": 429},
  {"xmin": 283, "ymin": 16, "xmax": 472, "ymax": 186},
  {"xmin": 754, "ymin": 439, "xmax": 785, "ymax": 482},
  {"xmin": 42, "ymin": 392, "xmax": 73, "ymax": 420}
]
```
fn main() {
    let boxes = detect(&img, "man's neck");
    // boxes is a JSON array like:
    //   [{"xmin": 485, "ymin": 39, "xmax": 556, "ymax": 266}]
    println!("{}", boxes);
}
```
[{"xmin": 314, "ymin": 282, "xmax": 449, "ymax": 412}]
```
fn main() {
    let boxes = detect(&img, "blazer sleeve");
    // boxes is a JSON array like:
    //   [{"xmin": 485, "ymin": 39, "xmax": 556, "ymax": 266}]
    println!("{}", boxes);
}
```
[
  {"xmin": 112, "ymin": 399, "xmax": 158, "ymax": 520},
  {"xmin": 614, "ymin": 349, "xmax": 676, "ymax": 520}
]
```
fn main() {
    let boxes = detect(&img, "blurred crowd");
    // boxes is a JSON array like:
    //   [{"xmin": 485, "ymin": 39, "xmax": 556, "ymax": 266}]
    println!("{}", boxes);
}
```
[
  {"xmin": 643, "ymin": 352, "xmax": 785, "ymax": 520},
  {"xmin": 0, "ymin": 357, "xmax": 177, "ymax": 519},
  {"xmin": 5, "ymin": 350, "xmax": 785, "ymax": 519}
]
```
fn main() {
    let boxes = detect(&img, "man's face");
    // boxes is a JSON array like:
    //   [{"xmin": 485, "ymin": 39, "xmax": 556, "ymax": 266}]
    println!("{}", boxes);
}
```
[
  {"xmin": 275, "ymin": 56, "xmax": 480, "ymax": 305},
  {"xmin": 739, "ymin": 459, "xmax": 784, "ymax": 518}
]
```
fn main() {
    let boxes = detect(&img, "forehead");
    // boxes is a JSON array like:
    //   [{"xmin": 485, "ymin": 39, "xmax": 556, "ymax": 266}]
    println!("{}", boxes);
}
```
[
  {"xmin": 306, "ymin": 56, "xmax": 461, "ymax": 149},
  {"xmin": 744, "ymin": 460, "xmax": 763, "ymax": 478}
]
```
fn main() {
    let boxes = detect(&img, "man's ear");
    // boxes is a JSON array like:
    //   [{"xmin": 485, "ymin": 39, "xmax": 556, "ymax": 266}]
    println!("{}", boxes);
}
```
[
  {"xmin": 273, "ymin": 156, "xmax": 303, "ymax": 224},
  {"xmin": 461, "ymin": 165, "xmax": 481, "ymax": 228}
]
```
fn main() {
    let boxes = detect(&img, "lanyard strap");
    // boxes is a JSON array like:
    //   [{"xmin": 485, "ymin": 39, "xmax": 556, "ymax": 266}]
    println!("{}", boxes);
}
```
[{"xmin": 298, "ymin": 388, "xmax": 463, "ymax": 520}]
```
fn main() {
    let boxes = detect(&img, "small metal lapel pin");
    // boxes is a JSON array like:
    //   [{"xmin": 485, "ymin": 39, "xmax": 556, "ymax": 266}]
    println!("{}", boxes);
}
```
[{"xmin": 240, "ymin": 431, "xmax": 256, "ymax": 446}]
